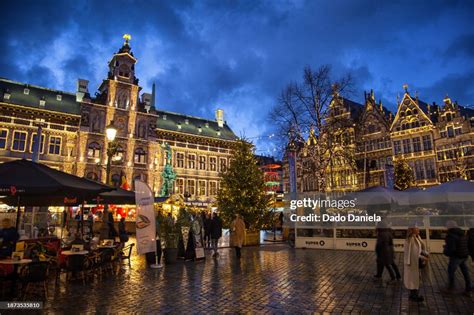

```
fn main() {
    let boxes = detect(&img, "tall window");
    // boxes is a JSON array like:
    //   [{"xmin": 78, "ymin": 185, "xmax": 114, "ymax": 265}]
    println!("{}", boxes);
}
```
[
  {"xmin": 209, "ymin": 181, "xmax": 218, "ymax": 196},
  {"xmin": 12, "ymin": 131, "xmax": 27, "ymax": 152},
  {"xmin": 219, "ymin": 158, "xmax": 227, "ymax": 172},
  {"xmin": 30, "ymin": 133, "xmax": 45, "ymax": 154},
  {"xmin": 425, "ymin": 159, "xmax": 436, "ymax": 179},
  {"xmin": 414, "ymin": 160, "xmax": 425, "ymax": 180},
  {"xmin": 209, "ymin": 157, "xmax": 217, "ymax": 171},
  {"xmin": 176, "ymin": 153, "xmax": 185, "ymax": 168},
  {"xmin": 0, "ymin": 129, "xmax": 7, "ymax": 149},
  {"xmin": 412, "ymin": 137, "xmax": 421, "ymax": 152},
  {"xmin": 198, "ymin": 180, "xmax": 206, "ymax": 196},
  {"xmin": 176, "ymin": 178, "xmax": 184, "ymax": 195},
  {"xmin": 134, "ymin": 148, "xmax": 147, "ymax": 164},
  {"xmin": 393, "ymin": 140, "xmax": 401, "ymax": 154},
  {"xmin": 402, "ymin": 139, "xmax": 411, "ymax": 154},
  {"xmin": 187, "ymin": 179, "xmax": 195, "ymax": 196},
  {"xmin": 113, "ymin": 145, "xmax": 124, "ymax": 162},
  {"xmin": 422, "ymin": 135, "xmax": 432, "ymax": 150},
  {"xmin": 188, "ymin": 154, "xmax": 196, "ymax": 169},
  {"xmin": 48, "ymin": 136, "xmax": 62, "ymax": 155},
  {"xmin": 199, "ymin": 156, "xmax": 206, "ymax": 170},
  {"xmin": 87, "ymin": 142, "xmax": 101, "ymax": 159},
  {"xmin": 447, "ymin": 126, "xmax": 454, "ymax": 138}
]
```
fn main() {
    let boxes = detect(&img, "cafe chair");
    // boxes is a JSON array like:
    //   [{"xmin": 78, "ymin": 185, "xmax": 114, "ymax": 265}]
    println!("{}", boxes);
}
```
[
  {"xmin": 65, "ymin": 255, "xmax": 87, "ymax": 285},
  {"xmin": 120, "ymin": 243, "xmax": 135, "ymax": 266},
  {"xmin": 19, "ymin": 262, "xmax": 50, "ymax": 300}
]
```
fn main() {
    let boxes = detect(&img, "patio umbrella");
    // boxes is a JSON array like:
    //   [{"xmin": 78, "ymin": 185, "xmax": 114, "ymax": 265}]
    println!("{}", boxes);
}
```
[
  {"xmin": 91, "ymin": 188, "xmax": 136, "ymax": 205},
  {"xmin": 0, "ymin": 159, "xmax": 114, "ymax": 206}
]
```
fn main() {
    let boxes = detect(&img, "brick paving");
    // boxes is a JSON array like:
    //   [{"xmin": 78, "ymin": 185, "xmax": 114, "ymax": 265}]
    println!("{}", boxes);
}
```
[{"xmin": 27, "ymin": 245, "xmax": 474, "ymax": 314}]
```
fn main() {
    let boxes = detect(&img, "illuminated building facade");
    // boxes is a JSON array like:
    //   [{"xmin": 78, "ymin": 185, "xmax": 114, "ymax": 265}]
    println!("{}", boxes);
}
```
[
  {"xmin": 286, "ymin": 87, "xmax": 474, "ymax": 193},
  {"xmin": 0, "ymin": 37, "xmax": 237, "ymax": 202}
]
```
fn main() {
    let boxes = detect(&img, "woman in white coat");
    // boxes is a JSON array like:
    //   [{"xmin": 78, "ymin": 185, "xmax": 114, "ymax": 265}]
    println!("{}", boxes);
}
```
[{"xmin": 404, "ymin": 225, "xmax": 429, "ymax": 302}]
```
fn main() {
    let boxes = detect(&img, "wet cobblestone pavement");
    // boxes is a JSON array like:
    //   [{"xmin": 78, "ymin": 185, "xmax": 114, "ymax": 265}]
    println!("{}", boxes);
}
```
[{"xmin": 25, "ymin": 245, "xmax": 474, "ymax": 314}]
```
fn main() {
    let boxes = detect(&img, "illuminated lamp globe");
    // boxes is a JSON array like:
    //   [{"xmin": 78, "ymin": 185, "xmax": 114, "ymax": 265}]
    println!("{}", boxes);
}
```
[{"xmin": 106, "ymin": 121, "xmax": 118, "ymax": 141}]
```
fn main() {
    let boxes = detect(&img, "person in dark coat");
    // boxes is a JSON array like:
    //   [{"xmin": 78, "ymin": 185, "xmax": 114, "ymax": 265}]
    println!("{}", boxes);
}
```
[
  {"xmin": 118, "ymin": 217, "xmax": 129, "ymax": 243},
  {"xmin": 108, "ymin": 211, "xmax": 118, "ymax": 239},
  {"xmin": 204, "ymin": 213, "xmax": 212, "ymax": 248},
  {"xmin": 443, "ymin": 220, "xmax": 471, "ymax": 295},
  {"xmin": 210, "ymin": 212, "xmax": 223, "ymax": 257},
  {"xmin": 0, "ymin": 218, "xmax": 19, "ymax": 258},
  {"xmin": 374, "ymin": 221, "xmax": 401, "ymax": 283},
  {"xmin": 468, "ymin": 219, "xmax": 474, "ymax": 263}
]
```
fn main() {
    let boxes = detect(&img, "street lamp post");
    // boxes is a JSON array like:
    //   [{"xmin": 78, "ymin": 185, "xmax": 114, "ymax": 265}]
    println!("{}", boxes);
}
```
[{"xmin": 99, "ymin": 121, "xmax": 118, "ymax": 240}]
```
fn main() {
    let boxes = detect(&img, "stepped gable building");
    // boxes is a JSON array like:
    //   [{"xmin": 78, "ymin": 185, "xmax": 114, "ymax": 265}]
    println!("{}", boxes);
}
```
[
  {"xmin": 286, "ymin": 86, "xmax": 474, "ymax": 193},
  {"xmin": 0, "ymin": 36, "xmax": 237, "ymax": 201}
]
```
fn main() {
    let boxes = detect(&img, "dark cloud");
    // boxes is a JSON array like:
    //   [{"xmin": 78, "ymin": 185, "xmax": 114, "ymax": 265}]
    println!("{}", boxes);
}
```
[{"xmin": 1, "ymin": 0, "xmax": 474, "ymax": 154}]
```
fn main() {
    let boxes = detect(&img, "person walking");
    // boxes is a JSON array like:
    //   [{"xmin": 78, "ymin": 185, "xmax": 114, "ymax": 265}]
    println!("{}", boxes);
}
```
[
  {"xmin": 468, "ymin": 219, "xmax": 474, "ymax": 264},
  {"xmin": 443, "ymin": 220, "xmax": 471, "ymax": 296},
  {"xmin": 230, "ymin": 213, "xmax": 246, "ymax": 259},
  {"xmin": 374, "ymin": 221, "xmax": 401, "ymax": 283},
  {"xmin": 204, "ymin": 213, "xmax": 212, "ymax": 248},
  {"xmin": 210, "ymin": 212, "xmax": 222, "ymax": 257},
  {"xmin": 404, "ymin": 224, "xmax": 429, "ymax": 302},
  {"xmin": 87, "ymin": 212, "xmax": 94, "ymax": 237},
  {"xmin": 118, "ymin": 217, "xmax": 129, "ymax": 244}
]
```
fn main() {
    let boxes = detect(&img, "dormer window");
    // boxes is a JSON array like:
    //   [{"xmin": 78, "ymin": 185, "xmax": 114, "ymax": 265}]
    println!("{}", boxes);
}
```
[
  {"xmin": 198, "ymin": 126, "xmax": 202, "ymax": 133},
  {"xmin": 56, "ymin": 94, "xmax": 62, "ymax": 101},
  {"xmin": 39, "ymin": 98, "xmax": 46, "ymax": 107},
  {"xmin": 185, "ymin": 119, "xmax": 189, "ymax": 124},
  {"xmin": 24, "ymin": 88, "xmax": 30, "ymax": 95},
  {"xmin": 162, "ymin": 115, "xmax": 167, "ymax": 120},
  {"xmin": 3, "ymin": 91, "xmax": 11, "ymax": 100},
  {"xmin": 205, "ymin": 123, "xmax": 209, "ymax": 128},
  {"xmin": 217, "ymin": 130, "xmax": 221, "ymax": 136},
  {"xmin": 177, "ymin": 123, "xmax": 182, "ymax": 130}
]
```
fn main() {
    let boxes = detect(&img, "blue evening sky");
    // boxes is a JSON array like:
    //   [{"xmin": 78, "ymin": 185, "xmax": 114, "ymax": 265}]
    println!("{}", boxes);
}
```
[{"xmin": 1, "ymin": 0, "xmax": 473, "ymax": 155}]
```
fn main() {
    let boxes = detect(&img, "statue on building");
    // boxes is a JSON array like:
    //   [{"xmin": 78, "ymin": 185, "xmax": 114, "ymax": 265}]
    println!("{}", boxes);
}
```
[{"xmin": 159, "ymin": 143, "xmax": 176, "ymax": 197}]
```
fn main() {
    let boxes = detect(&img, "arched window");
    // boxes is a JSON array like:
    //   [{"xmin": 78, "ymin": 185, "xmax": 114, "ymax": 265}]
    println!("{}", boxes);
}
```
[
  {"xmin": 86, "ymin": 172, "xmax": 99, "ymax": 181},
  {"xmin": 134, "ymin": 148, "xmax": 147, "ymax": 164},
  {"xmin": 87, "ymin": 142, "xmax": 101, "ymax": 159},
  {"xmin": 406, "ymin": 110, "xmax": 412, "ymax": 116},
  {"xmin": 113, "ymin": 145, "xmax": 124, "ymax": 162}
]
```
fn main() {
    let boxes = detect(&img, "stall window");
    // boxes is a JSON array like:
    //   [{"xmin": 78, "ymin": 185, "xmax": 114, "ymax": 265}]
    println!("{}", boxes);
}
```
[
  {"xmin": 48, "ymin": 136, "xmax": 62, "ymax": 155},
  {"xmin": 0, "ymin": 129, "xmax": 8, "ymax": 149},
  {"xmin": 12, "ymin": 131, "xmax": 27, "ymax": 152},
  {"xmin": 30, "ymin": 133, "xmax": 45, "ymax": 154}
]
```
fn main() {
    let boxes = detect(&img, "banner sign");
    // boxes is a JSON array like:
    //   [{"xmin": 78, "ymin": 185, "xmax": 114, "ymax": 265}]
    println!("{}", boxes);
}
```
[
  {"xmin": 192, "ymin": 219, "xmax": 205, "ymax": 259},
  {"xmin": 134, "ymin": 180, "xmax": 156, "ymax": 255}
]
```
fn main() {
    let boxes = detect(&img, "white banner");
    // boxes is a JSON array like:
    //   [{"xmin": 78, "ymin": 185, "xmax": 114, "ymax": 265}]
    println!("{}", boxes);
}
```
[{"xmin": 134, "ymin": 180, "xmax": 156, "ymax": 255}]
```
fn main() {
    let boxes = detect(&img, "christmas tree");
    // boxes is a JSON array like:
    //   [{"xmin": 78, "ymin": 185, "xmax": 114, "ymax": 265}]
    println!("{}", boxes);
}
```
[
  {"xmin": 393, "ymin": 159, "xmax": 414, "ymax": 190},
  {"xmin": 216, "ymin": 139, "xmax": 270, "ymax": 230}
]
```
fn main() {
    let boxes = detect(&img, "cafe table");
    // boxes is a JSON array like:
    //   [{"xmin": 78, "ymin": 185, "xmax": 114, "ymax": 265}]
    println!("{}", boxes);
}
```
[
  {"xmin": 61, "ymin": 250, "xmax": 89, "ymax": 256},
  {"xmin": 0, "ymin": 258, "xmax": 33, "ymax": 297}
]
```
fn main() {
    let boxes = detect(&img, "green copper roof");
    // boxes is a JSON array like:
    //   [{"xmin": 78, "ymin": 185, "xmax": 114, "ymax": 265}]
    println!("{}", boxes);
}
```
[
  {"xmin": 155, "ymin": 110, "xmax": 238, "ymax": 141},
  {"xmin": 0, "ymin": 78, "xmax": 81, "ymax": 115}
]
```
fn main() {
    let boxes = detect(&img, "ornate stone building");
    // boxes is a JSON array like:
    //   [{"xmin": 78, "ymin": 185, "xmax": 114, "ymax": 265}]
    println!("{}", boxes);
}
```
[
  {"xmin": 286, "ymin": 87, "xmax": 474, "ymax": 193},
  {"xmin": 0, "ymin": 37, "xmax": 237, "ymax": 202}
]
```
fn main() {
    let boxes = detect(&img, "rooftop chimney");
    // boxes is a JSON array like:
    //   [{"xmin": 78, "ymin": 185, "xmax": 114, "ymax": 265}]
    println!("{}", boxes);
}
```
[
  {"xmin": 215, "ymin": 109, "xmax": 224, "ymax": 128},
  {"xmin": 76, "ymin": 79, "xmax": 89, "ymax": 102}
]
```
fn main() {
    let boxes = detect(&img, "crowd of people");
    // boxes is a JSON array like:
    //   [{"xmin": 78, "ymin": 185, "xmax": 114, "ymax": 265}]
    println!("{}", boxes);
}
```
[{"xmin": 374, "ymin": 220, "xmax": 474, "ymax": 302}]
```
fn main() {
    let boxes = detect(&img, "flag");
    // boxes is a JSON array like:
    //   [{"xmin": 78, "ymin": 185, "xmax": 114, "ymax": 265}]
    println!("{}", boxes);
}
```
[
  {"xmin": 134, "ymin": 180, "xmax": 156, "ymax": 255},
  {"xmin": 120, "ymin": 171, "xmax": 129, "ymax": 190}
]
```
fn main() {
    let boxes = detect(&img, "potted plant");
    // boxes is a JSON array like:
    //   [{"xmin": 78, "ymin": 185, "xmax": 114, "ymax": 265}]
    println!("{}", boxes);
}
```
[{"xmin": 160, "ymin": 216, "xmax": 179, "ymax": 264}]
